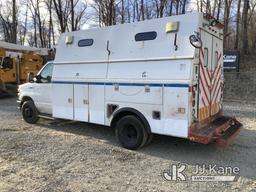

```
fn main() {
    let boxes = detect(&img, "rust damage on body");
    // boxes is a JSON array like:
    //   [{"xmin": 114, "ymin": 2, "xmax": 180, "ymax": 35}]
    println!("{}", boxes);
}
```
[{"xmin": 189, "ymin": 111, "xmax": 242, "ymax": 146}]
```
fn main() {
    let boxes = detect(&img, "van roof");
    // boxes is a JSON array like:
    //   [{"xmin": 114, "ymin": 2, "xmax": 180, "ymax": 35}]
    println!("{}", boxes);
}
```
[{"xmin": 55, "ymin": 12, "xmax": 203, "ymax": 63}]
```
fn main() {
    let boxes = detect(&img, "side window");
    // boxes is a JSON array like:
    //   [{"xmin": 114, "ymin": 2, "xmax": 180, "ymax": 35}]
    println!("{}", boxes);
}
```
[
  {"xmin": 1, "ymin": 57, "xmax": 13, "ymax": 70},
  {"xmin": 135, "ymin": 31, "xmax": 157, "ymax": 41},
  {"xmin": 203, "ymin": 48, "xmax": 208, "ymax": 67},
  {"xmin": 78, "ymin": 39, "xmax": 94, "ymax": 47},
  {"xmin": 39, "ymin": 63, "xmax": 53, "ymax": 83},
  {"xmin": 213, "ymin": 51, "xmax": 218, "ymax": 70}
]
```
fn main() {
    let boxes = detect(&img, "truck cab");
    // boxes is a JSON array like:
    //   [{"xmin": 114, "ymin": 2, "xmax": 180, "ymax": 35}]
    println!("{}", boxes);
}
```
[{"xmin": 18, "ymin": 62, "xmax": 53, "ymax": 117}]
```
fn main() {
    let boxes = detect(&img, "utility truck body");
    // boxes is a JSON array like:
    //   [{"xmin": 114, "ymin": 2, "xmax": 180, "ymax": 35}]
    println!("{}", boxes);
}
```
[
  {"xmin": 18, "ymin": 13, "xmax": 242, "ymax": 149},
  {"xmin": 0, "ymin": 41, "xmax": 54, "ymax": 96}
]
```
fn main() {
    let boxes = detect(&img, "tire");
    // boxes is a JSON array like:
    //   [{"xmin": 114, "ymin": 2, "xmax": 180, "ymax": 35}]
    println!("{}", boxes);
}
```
[
  {"xmin": 22, "ymin": 100, "xmax": 39, "ymax": 124},
  {"xmin": 115, "ymin": 115, "xmax": 148, "ymax": 150},
  {"xmin": 145, "ymin": 133, "xmax": 154, "ymax": 146}
]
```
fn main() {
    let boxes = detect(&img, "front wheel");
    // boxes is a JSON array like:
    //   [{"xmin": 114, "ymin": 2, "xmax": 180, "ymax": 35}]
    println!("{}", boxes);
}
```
[
  {"xmin": 115, "ymin": 115, "xmax": 148, "ymax": 150},
  {"xmin": 22, "ymin": 100, "xmax": 39, "ymax": 124}
]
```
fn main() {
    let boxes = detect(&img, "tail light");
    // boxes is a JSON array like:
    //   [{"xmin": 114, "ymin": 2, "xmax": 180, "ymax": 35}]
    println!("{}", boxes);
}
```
[{"xmin": 189, "ymin": 85, "xmax": 197, "ymax": 107}]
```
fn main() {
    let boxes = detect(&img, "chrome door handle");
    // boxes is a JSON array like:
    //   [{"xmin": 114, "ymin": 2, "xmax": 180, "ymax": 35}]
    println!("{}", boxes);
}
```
[{"xmin": 68, "ymin": 98, "xmax": 72, "ymax": 103}]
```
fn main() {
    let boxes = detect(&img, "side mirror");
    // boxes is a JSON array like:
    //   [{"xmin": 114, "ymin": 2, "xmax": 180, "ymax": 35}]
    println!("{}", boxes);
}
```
[
  {"xmin": 46, "ymin": 76, "xmax": 52, "ymax": 83},
  {"xmin": 34, "ymin": 75, "xmax": 41, "ymax": 83},
  {"xmin": 28, "ymin": 72, "xmax": 34, "ymax": 83}
]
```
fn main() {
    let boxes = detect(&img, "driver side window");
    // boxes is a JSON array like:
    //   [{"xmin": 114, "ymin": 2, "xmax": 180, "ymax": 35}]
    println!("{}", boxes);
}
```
[
  {"xmin": 39, "ymin": 63, "xmax": 53, "ymax": 83},
  {"xmin": 1, "ymin": 57, "xmax": 13, "ymax": 70}
]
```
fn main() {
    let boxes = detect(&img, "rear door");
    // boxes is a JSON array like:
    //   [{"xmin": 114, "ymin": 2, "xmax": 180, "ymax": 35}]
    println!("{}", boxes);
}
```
[
  {"xmin": 210, "ymin": 36, "xmax": 223, "ymax": 116},
  {"xmin": 198, "ymin": 30, "xmax": 223, "ymax": 122}
]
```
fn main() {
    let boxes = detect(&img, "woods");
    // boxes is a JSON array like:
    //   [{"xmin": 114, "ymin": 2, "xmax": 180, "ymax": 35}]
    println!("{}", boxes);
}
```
[
  {"xmin": 0, "ymin": 0, "xmax": 255, "ymax": 56},
  {"xmin": 0, "ymin": 0, "xmax": 88, "ymax": 47}
]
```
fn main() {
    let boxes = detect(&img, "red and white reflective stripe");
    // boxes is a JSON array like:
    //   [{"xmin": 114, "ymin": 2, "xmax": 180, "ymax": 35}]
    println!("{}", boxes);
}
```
[
  {"xmin": 199, "ymin": 49, "xmax": 211, "ymax": 88},
  {"xmin": 199, "ymin": 83, "xmax": 207, "ymax": 106},
  {"xmin": 198, "ymin": 48, "xmax": 211, "ymax": 107},
  {"xmin": 198, "ymin": 49, "xmax": 222, "ymax": 110},
  {"xmin": 211, "ymin": 65, "xmax": 221, "ymax": 94},
  {"xmin": 211, "ymin": 52, "xmax": 222, "ymax": 104}
]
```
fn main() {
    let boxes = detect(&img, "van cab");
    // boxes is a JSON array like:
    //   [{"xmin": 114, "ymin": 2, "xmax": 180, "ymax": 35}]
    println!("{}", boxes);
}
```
[{"xmin": 18, "ymin": 62, "xmax": 53, "ymax": 118}]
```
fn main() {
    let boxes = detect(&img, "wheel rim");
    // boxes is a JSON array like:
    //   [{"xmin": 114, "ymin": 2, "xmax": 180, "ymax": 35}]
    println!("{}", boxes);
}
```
[{"xmin": 123, "ymin": 124, "xmax": 138, "ymax": 145}]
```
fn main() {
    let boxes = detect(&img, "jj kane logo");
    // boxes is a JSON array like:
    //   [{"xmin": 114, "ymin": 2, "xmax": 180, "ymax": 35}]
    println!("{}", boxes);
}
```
[{"xmin": 162, "ymin": 163, "xmax": 240, "ymax": 182}]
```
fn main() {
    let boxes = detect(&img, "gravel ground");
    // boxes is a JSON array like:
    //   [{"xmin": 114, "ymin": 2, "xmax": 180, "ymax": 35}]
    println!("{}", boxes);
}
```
[{"xmin": 0, "ymin": 97, "xmax": 256, "ymax": 192}]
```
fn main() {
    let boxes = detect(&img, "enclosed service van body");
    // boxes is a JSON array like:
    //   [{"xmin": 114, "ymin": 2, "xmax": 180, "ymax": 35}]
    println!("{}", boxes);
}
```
[{"xmin": 18, "ymin": 13, "xmax": 242, "ymax": 149}]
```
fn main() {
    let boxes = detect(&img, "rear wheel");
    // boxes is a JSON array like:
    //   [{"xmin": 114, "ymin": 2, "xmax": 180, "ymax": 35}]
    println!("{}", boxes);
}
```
[
  {"xmin": 115, "ymin": 115, "xmax": 148, "ymax": 150},
  {"xmin": 22, "ymin": 100, "xmax": 39, "ymax": 124}
]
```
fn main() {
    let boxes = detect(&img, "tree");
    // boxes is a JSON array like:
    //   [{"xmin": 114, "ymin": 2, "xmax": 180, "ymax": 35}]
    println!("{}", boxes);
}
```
[
  {"xmin": 52, "ymin": 0, "xmax": 69, "ymax": 33},
  {"xmin": 223, "ymin": 0, "xmax": 233, "ymax": 49},
  {"xmin": 45, "ymin": 0, "xmax": 55, "ymax": 47},
  {"xmin": 93, "ymin": 0, "xmax": 116, "ymax": 26},
  {"xmin": 11, "ymin": 0, "xmax": 17, "ymax": 43},
  {"xmin": 0, "ymin": 0, "xmax": 15, "ymax": 43},
  {"xmin": 242, "ymin": 0, "xmax": 249, "ymax": 54},
  {"xmin": 234, "ymin": 0, "xmax": 241, "ymax": 50}
]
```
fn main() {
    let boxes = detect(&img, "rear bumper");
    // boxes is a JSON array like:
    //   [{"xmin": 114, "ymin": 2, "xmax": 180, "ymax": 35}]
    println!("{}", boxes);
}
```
[{"xmin": 189, "ymin": 116, "xmax": 242, "ymax": 146}]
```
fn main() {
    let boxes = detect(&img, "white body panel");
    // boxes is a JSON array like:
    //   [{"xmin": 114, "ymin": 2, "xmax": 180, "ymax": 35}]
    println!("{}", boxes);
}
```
[
  {"xmin": 105, "ymin": 85, "xmax": 163, "ymax": 105},
  {"xmin": 53, "ymin": 64, "xmax": 108, "ymax": 80},
  {"xmin": 52, "ymin": 84, "xmax": 73, "ymax": 119},
  {"xmin": 89, "ymin": 85, "xmax": 105, "ymax": 124},
  {"xmin": 31, "ymin": 83, "xmax": 52, "ymax": 114},
  {"xmin": 74, "ymin": 84, "xmax": 89, "ymax": 122},
  {"xmin": 163, "ymin": 87, "xmax": 190, "ymax": 137},
  {"xmin": 18, "ymin": 12, "xmax": 224, "ymax": 140},
  {"xmin": 107, "ymin": 60, "xmax": 191, "ymax": 80}
]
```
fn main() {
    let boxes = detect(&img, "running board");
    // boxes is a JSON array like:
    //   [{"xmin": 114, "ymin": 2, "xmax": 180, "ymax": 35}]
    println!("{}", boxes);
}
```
[{"xmin": 38, "ymin": 113, "xmax": 55, "ymax": 120}]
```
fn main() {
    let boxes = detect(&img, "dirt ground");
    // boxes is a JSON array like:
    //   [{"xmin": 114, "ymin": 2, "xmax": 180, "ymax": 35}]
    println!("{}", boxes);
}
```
[{"xmin": 0, "ymin": 97, "xmax": 255, "ymax": 192}]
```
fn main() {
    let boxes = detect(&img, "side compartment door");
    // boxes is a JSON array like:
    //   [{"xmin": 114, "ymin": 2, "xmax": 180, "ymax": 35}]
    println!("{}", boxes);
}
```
[
  {"xmin": 74, "ymin": 84, "xmax": 89, "ymax": 122},
  {"xmin": 52, "ymin": 83, "xmax": 73, "ymax": 120}
]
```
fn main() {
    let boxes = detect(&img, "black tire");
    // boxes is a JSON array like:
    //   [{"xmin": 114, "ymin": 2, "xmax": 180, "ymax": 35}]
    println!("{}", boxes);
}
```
[
  {"xmin": 115, "ymin": 115, "xmax": 148, "ymax": 150},
  {"xmin": 22, "ymin": 100, "xmax": 39, "ymax": 124},
  {"xmin": 145, "ymin": 133, "xmax": 154, "ymax": 146}
]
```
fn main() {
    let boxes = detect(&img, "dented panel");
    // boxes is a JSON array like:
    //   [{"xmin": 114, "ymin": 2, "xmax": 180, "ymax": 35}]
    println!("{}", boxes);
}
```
[{"xmin": 163, "ymin": 87, "xmax": 189, "ymax": 137}]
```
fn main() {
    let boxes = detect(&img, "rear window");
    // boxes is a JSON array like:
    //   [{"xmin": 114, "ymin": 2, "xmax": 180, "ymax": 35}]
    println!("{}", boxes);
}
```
[
  {"xmin": 203, "ymin": 48, "xmax": 208, "ymax": 67},
  {"xmin": 135, "ymin": 31, "xmax": 157, "ymax": 41},
  {"xmin": 78, "ymin": 39, "xmax": 94, "ymax": 47},
  {"xmin": 213, "ymin": 51, "xmax": 218, "ymax": 70}
]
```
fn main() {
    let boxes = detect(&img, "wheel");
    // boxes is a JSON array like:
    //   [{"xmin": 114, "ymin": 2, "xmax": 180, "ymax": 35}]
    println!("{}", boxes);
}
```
[
  {"xmin": 145, "ymin": 133, "xmax": 154, "ymax": 146},
  {"xmin": 115, "ymin": 115, "xmax": 148, "ymax": 150},
  {"xmin": 22, "ymin": 100, "xmax": 39, "ymax": 124}
]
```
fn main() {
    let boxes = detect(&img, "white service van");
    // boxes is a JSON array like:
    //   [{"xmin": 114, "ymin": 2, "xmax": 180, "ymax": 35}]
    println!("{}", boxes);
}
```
[{"xmin": 18, "ymin": 13, "xmax": 242, "ymax": 149}]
